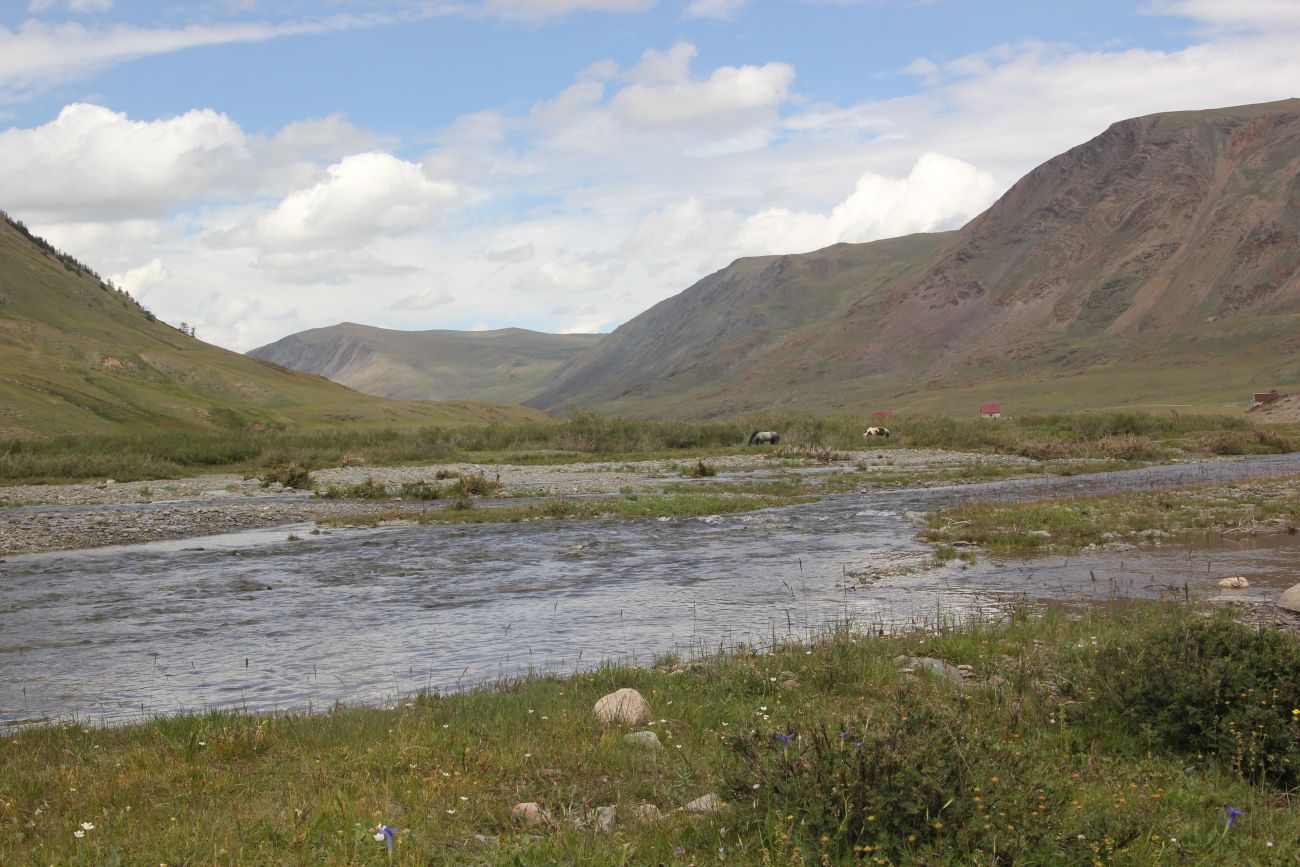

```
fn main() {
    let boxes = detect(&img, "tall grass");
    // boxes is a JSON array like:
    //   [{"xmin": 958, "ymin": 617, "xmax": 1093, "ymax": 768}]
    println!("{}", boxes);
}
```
[{"xmin": 0, "ymin": 410, "xmax": 1286, "ymax": 484}]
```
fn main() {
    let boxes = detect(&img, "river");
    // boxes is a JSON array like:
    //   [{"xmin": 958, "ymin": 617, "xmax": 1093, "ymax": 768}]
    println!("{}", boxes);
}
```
[{"xmin": 2, "ymin": 453, "xmax": 1297, "ymax": 727}]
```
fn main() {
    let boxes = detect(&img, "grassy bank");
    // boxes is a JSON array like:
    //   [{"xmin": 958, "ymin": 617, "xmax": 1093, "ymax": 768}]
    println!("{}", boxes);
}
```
[
  {"xmin": 2, "ymin": 604, "xmax": 1297, "ymax": 865},
  {"xmin": 317, "ymin": 491, "xmax": 817, "ymax": 528},
  {"xmin": 2, "ymin": 410, "xmax": 1292, "ymax": 485},
  {"xmin": 923, "ymin": 475, "xmax": 1300, "ymax": 555}
]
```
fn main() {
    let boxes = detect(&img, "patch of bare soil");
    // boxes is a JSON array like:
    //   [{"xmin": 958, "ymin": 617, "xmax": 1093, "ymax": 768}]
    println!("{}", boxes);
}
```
[{"xmin": 1248, "ymin": 392, "xmax": 1300, "ymax": 422}]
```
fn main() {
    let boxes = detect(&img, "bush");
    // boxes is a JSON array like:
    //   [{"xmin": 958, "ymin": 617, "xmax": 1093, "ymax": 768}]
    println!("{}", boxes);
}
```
[
  {"xmin": 319, "ymin": 477, "xmax": 389, "ymax": 500},
  {"xmin": 1065, "ymin": 612, "xmax": 1300, "ymax": 787},
  {"xmin": 260, "ymin": 463, "xmax": 312, "ymax": 490},
  {"xmin": 399, "ymin": 481, "xmax": 442, "ymax": 500},
  {"xmin": 681, "ymin": 459, "xmax": 717, "ymax": 478},
  {"xmin": 726, "ymin": 687, "xmax": 1072, "ymax": 863}
]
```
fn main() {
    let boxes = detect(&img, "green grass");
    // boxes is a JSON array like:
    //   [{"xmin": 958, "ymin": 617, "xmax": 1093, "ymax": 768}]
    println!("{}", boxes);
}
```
[
  {"xmin": 923, "ymin": 475, "xmax": 1300, "ymax": 554},
  {"xmin": 2, "ymin": 604, "xmax": 1296, "ymax": 865},
  {"xmin": 0, "ymin": 409, "xmax": 1291, "ymax": 486},
  {"xmin": 319, "ymin": 491, "xmax": 815, "ymax": 528}
]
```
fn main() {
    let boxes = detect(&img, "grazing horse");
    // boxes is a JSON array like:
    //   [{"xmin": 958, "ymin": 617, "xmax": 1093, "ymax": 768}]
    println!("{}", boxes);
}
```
[
  {"xmin": 748, "ymin": 430, "xmax": 780, "ymax": 445},
  {"xmin": 863, "ymin": 427, "xmax": 890, "ymax": 438}
]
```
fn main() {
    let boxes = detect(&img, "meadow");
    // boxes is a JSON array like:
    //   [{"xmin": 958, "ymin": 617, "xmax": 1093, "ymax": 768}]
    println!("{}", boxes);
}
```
[
  {"xmin": 1, "ymin": 603, "xmax": 1296, "ymax": 865},
  {"xmin": 1, "ymin": 410, "xmax": 1292, "ymax": 485}
]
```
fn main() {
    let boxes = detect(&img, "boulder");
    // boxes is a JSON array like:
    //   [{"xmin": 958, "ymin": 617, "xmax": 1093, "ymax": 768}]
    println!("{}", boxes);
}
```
[
  {"xmin": 593, "ymin": 688, "xmax": 652, "ymax": 725},
  {"xmin": 680, "ymin": 794, "xmax": 724, "ymax": 813},
  {"xmin": 623, "ymin": 730, "xmax": 663, "ymax": 751},
  {"xmin": 510, "ymin": 802, "xmax": 552, "ymax": 827},
  {"xmin": 1278, "ymin": 583, "xmax": 1300, "ymax": 613},
  {"xmin": 895, "ymin": 655, "xmax": 967, "ymax": 689}
]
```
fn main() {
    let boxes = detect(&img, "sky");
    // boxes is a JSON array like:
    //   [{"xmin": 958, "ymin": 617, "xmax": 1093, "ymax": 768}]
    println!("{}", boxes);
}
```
[{"xmin": 1, "ymin": 0, "xmax": 1299, "ymax": 351}]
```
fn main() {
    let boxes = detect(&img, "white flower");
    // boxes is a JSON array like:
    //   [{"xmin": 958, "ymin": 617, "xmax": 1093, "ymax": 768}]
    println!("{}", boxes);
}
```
[
  {"xmin": 80, "ymin": 822, "xmax": 95, "ymax": 830},
  {"xmin": 372, "ymin": 831, "xmax": 385, "ymax": 842},
  {"xmin": 74, "ymin": 830, "xmax": 85, "ymax": 838}
]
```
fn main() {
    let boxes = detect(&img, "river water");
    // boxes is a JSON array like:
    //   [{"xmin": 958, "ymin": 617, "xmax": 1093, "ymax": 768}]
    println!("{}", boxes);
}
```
[{"xmin": 2, "ymin": 454, "xmax": 1298, "ymax": 727}]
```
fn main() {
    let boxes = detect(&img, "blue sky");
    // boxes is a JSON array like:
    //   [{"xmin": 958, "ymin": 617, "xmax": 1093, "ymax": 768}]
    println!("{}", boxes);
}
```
[{"xmin": 1, "ymin": 0, "xmax": 1298, "ymax": 350}]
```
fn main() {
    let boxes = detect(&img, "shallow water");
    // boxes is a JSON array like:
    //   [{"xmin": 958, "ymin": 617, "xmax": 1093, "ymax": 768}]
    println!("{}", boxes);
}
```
[{"xmin": 2, "ymin": 454, "xmax": 1297, "ymax": 726}]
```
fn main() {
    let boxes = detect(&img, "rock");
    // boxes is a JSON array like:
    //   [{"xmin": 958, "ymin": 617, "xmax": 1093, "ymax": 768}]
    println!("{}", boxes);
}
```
[
  {"xmin": 1278, "ymin": 583, "xmax": 1300, "ymax": 613},
  {"xmin": 510, "ymin": 802, "xmax": 552, "ymax": 827},
  {"xmin": 623, "ymin": 730, "xmax": 663, "ymax": 751},
  {"xmin": 1027, "ymin": 530, "xmax": 1052, "ymax": 538},
  {"xmin": 593, "ymin": 688, "xmax": 652, "ymax": 725},
  {"xmin": 592, "ymin": 805, "xmax": 616, "ymax": 833},
  {"xmin": 680, "ymin": 794, "xmax": 724, "ymax": 814},
  {"xmin": 896, "ymin": 655, "xmax": 967, "ymax": 689},
  {"xmin": 469, "ymin": 834, "xmax": 500, "ymax": 849},
  {"xmin": 1218, "ymin": 576, "xmax": 1249, "ymax": 589},
  {"xmin": 630, "ymin": 803, "xmax": 663, "ymax": 822}
]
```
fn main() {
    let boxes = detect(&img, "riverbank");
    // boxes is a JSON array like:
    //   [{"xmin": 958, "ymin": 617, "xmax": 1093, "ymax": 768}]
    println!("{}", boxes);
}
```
[
  {"xmin": 2, "ymin": 603, "xmax": 1295, "ymax": 865},
  {"xmin": 0, "ymin": 448, "xmax": 1040, "ymax": 556}
]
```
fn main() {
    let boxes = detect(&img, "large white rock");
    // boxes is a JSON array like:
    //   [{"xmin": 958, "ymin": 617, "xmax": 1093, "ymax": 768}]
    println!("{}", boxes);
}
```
[
  {"xmin": 1278, "ymin": 583, "xmax": 1300, "ymax": 613},
  {"xmin": 593, "ymin": 688, "xmax": 652, "ymax": 725},
  {"xmin": 511, "ymin": 802, "xmax": 552, "ymax": 827}
]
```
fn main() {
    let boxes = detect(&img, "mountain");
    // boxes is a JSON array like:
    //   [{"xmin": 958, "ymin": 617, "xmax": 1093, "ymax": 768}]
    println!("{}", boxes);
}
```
[
  {"xmin": 530, "ymin": 99, "xmax": 1300, "ymax": 417},
  {"xmin": 248, "ymin": 323, "xmax": 601, "ymax": 403},
  {"xmin": 0, "ymin": 214, "xmax": 549, "ymax": 438}
]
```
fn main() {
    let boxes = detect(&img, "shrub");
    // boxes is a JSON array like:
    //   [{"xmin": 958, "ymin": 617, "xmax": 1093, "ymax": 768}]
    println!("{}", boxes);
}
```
[
  {"xmin": 260, "ymin": 463, "xmax": 312, "ymax": 490},
  {"xmin": 1065, "ymin": 612, "xmax": 1300, "ymax": 787},
  {"xmin": 727, "ymin": 687, "xmax": 1070, "ymax": 863},
  {"xmin": 319, "ymin": 477, "xmax": 389, "ymax": 500},
  {"xmin": 453, "ymin": 471, "xmax": 501, "ymax": 496},
  {"xmin": 399, "ymin": 481, "xmax": 443, "ymax": 500},
  {"xmin": 681, "ymin": 459, "xmax": 717, "ymax": 478}
]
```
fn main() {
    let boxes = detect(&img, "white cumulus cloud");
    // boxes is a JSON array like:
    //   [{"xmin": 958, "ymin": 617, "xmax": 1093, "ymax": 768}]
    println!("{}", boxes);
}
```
[{"xmin": 232, "ymin": 152, "xmax": 467, "ymax": 251}]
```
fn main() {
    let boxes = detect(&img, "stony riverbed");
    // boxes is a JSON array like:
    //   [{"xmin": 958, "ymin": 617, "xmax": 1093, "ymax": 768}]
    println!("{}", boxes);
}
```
[{"xmin": 0, "ymin": 449, "xmax": 1036, "ymax": 556}]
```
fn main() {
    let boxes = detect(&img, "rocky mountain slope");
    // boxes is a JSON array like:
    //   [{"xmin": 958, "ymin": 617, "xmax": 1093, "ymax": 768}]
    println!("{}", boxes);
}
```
[
  {"xmin": 0, "ymin": 215, "xmax": 547, "ymax": 437},
  {"xmin": 248, "ymin": 323, "xmax": 600, "ymax": 403},
  {"xmin": 529, "ymin": 99, "xmax": 1300, "ymax": 417}
]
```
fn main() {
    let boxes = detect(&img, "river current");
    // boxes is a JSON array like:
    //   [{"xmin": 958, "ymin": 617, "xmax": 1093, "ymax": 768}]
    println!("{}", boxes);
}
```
[{"xmin": 3, "ymin": 454, "xmax": 1298, "ymax": 727}]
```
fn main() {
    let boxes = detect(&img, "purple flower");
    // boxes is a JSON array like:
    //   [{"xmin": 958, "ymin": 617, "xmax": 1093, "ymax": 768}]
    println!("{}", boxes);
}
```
[
  {"xmin": 1225, "ymin": 806, "xmax": 1244, "ymax": 829},
  {"xmin": 775, "ymin": 733, "xmax": 795, "ymax": 748},
  {"xmin": 373, "ymin": 824, "xmax": 398, "ymax": 853}
]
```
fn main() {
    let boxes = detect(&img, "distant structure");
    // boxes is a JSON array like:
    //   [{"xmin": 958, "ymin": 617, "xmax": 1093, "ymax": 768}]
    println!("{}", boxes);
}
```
[
  {"xmin": 871, "ymin": 410, "xmax": 893, "ymax": 419},
  {"xmin": 1250, "ymin": 390, "xmax": 1279, "ymax": 407},
  {"xmin": 980, "ymin": 402, "xmax": 1003, "ymax": 419}
]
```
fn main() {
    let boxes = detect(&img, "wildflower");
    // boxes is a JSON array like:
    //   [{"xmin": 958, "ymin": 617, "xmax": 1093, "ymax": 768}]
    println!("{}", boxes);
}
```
[
  {"xmin": 74, "ymin": 830, "xmax": 85, "ymax": 838},
  {"xmin": 775, "ymin": 733, "xmax": 795, "ymax": 748},
  {"xmin": 80, "ymin": 822, "xmax": 95, "ymax": 830},
  {"xmin": 1225, "ymin": 806, "xmax": 1244, "ymax": 829},
  {"xmin": 372, "ymin": 824, "xmax": 398, "ymax": 853}
]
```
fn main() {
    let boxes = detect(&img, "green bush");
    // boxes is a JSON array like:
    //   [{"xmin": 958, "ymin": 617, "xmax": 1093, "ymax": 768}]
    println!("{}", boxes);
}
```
[
  {"xmin": 399, "ymin": 480, "xmax": 443, "ymax": 500},
  {"xmin": 726, "ymin": 687, "xmax": 1077, "ymax": 863},
  {"xmin": 319, "ymin": 477, "xmax": 389, "ymax": 499},
  {"xmin": 259, "ymin": 463, "xmax": 312, "ymax": 490},
  {"xmin": 1065, "ymin": 613, "xmax": 1300, "ymax": 787}
]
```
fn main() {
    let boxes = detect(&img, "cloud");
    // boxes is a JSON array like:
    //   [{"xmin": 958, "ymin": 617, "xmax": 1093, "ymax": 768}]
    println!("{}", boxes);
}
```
[
  {"xmin": 0, "ymin": 103, "xmax": 248, "ymax": 220},
  {"xmin": 228, "ymin": 152, "xmax": 467, "ymax": 251},
  {"xmin": 30, "ymin": 0, "xmax": 113, "ymax": 12},
  {"xmin": 483, "ymin": 242, "xmax": 535, "ymax": 263},
  {"xmin": 0, "ymin": 103, "xmax": 379, "ymax": 222},
  {"xmin": 108, "ymin": 257, "xmax": 167, "ymax": 299},
  {"xmin": 1147, "ymin": 0, "xmax": 1300, "ymax": 32},
  {"xmin": 388, "ymin": 286, "xmax": 455, "ymax": 310},
  {"xmin": 480, "ymin": 0, "xmax": 658, "ymax": 21},
  {"xmin": 681, "ymin": 0, "xmax": 747, "ymax": 20}
]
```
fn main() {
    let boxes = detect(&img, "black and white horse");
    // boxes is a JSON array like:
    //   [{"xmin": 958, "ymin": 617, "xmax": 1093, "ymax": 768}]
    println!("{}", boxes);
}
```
[
  {"xmin": 748, "ymin": 430, "xmax": 780, "ymax": 445},
  {"xmin": 863, "ymin": 427, "xmax": 890, "ymax": 438}
]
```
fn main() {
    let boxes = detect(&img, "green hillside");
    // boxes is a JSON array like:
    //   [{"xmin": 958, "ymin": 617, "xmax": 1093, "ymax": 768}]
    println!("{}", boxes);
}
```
[
  {"xmin": 248, "ymin": 323, "xmax": 601, "ymax": 403},
  {"xmin": 0, "ymin": 213, "xmax": 549, "ymax": 438}
]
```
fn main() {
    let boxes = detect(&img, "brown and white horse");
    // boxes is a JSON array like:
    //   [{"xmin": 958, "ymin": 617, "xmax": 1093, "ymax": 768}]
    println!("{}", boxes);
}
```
[{"xmin": 863, "ymin": 427, "xmax": 890, "ymax": 438}]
